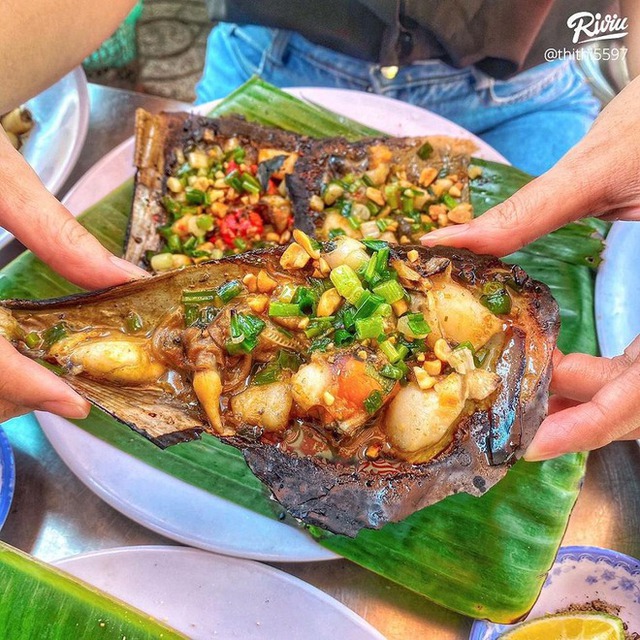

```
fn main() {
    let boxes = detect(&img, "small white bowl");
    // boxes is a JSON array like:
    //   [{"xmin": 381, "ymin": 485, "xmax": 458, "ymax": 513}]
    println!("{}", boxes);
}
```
[{"xmin": 470, "ymin": 546, "xmax": 640, "ymax": 639}]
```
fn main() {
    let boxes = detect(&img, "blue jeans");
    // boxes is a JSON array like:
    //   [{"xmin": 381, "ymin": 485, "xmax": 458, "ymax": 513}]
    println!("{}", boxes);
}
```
[{"xmin": 196, "ymin": 24, "xmax": 601, "ymax": 176}]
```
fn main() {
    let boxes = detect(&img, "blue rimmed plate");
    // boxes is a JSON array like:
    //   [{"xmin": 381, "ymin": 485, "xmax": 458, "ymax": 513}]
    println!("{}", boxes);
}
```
[
  {"xmin": 470, "ymin": 546, "xmax": 640, "ymax": 639},
  {"xmin": 0, "ymin": 425, "xmax": 15, "ymax": 529}
]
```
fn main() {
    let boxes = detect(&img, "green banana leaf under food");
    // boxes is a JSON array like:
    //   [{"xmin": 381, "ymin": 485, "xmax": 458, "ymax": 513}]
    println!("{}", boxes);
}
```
[
  {"xmin": 0, "ymin": 542, "xmax": 186, "ymax": 639},
  {"xmin": 0, "ymin": 78, "xmax": 606, "ymax": 622}
]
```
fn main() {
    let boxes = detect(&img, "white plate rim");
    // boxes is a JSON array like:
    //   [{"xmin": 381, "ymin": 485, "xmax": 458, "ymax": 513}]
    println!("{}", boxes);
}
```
[
  {"xmin": 36, "ymin": 411, "xmax": 338, "ymax": 563},
  {"xmin": 41, "ymin": 66, "xmax": 90, "ymax": 196},
  {"xmin": 53, "ymin": 545, "xmax": 385, "ymax": 640},
  {"xmin": 47, "ymin": 87, "xmax": 509, "ymax": 561},
  {"xmin": 0, "ymin": 67, "xmax": 89, "ymax": 250}
]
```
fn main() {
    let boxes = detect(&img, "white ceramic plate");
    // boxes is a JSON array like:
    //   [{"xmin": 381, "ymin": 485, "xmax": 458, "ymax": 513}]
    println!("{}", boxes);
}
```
[
  {"xmin": 595, "ymin": 221, "xmax": 640, "ymax": 358},
  {"xmin": 55, "ymin": 546, "xmax": 385, "ymax": 640},
  {"xmin": 40, "ymin": 88, "xmax": 508, "ymax": 562},
  {"xmin": 469, "ymin": 546, "xmax": 640, "ymax": 639},
  {"xmin": 0, "ymin": 67, "xmax": 89, "ymax": 250}
]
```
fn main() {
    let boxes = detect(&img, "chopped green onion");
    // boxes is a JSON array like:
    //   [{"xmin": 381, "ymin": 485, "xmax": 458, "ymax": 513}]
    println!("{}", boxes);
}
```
[
  {"xmin": 379, "ymin": 339, "xmax": 401, "ymax": 363},
  {"xmin": 224, "ymin": 169, "xmax": 243, "ymax": 192},
  {"xmin": 442, "ymin": 194, "xmax": 459, "ymax": 210},
  {"xmin": 379, "ymin": 339, "xmax": 410, "ymax": 363},
  {"xmin": 380, "ymin": 363, "xmax": 405, "ymax": 380},
  {"xmin": 361, "ymin": 239, "xmax": 389, "ymax": 252},
  {"xmin": 252, "ymin": 363, "xmax": 280, "ymax": 385},
  {"xmin": 42, "ymin": 323, "xmax": 68, "ymax": 348},
  {"xmin": 225, "ymin": 312, "xmax": 265, "ymax": 355},
  {"xmin": 233, "ymin": 237, "xmax": 247, "ymax": 251},
  {"xmin": 232, "ymin": 146, "xmax": 246, "ymax": 162},
  {"xmin": 362, "ymin": 173, "xmax": 375, "ymax": 187},
  {"xmin": 277, "ymin": 350, "xmax": 303, "ymax": 372},
  {"xmin": 328, "ymin": 228, "xmax": 346, "ymax": 239},
  {"xmin": 340, "ymin": 200, "xmax": 353, "ymax": 218},
  {"xmin": 323, "ymin": 181, "xmax": 344, "ymax": 205},
  {"xmin": 330, "ymin": 265, "xmax": 364, "ymax": 305},
  {"xmin": 309, "ymin": 336, "xmax": 332, "ymax": 352},
  {"xmin": 182, "ymin": 289, "xmax": 217, "ymax": 304},
  {"xmin": 333, "ymin": 329, "xmax": 355, "ymax": 347},
  {"xmin": 417, "ymin": 142, "xmax": 434, "ymax": 160},
  {"xmin": 376, "ymin": 218, "xmax": 391, "ymax": 232},
  {"xmin": 373, "ymin": 302, "xmax": 392, "ymax": 317},
  {"xmin": 24, "ymin": 332, "xmax": 41, "ymax": 349},
  {"xmin": 268, "ymin": 302, "xmax": 304, "ymax": 317},
  {"xmin": 480, "ymin": 281, "xmax": 512, "ymax": 315},
  {"xmin": 406, "ymin": 313, "xmax": 431, "ymax": 338},
  {"xmin": 183, "ymin": 236, "xmax": 198, "ymax": 252},
  {"xmin": 161, "ymin": 196, "xmax": 181, "ymax": 219},
  {"xmin": 372, "ymin": 279, "xmax": 405, "ymax": 304},
  {"xmin": 347, "ymin": 215, "xmax": 361, "ymax": 229},
  {"xmin": 354, "ymin": 290, "xmax": 385, "ymax": 321},
  {"xmin": 364, "ymin": 390, "xmax": 383, "ymax": 414},
  {"xmin": 291, "ymin": 287, "xmax": 316, "ymax": 315},
  {"xmin": 384, "ymin": 184, "xmax": 400, "ymax": 210},
  {"xmin": 304, "ymin": 317, "xmax": 334, "ymax": 339},
  {"xmin": 218, "ymin": 280, "xmax": 243, "ymax": 304},
  {"xmin": 184, "ymin": 304, "xmax": 200, "ymax": 326},
  {"xmin": 241, "ymin": 173, "xmax": 261, "ymax": 195},
  {"xmin": 338, "ymin": 306, "xmax": 356, "ymax": 330},
  {"xmin": 196, "ymin": 214, "xmax": 214, "ymax": 230},
  {"xmin": 278, "ymin": 282, "xmax": 298, "ymax": 304},
  {"xmin": 401, "ymin": 194, "xmax": 414, "ymax": 214},
  {"xmin": 185, "ymin": 188, "xmax": 207, "ymax": 205},
  {"xmin": 355, "ymin": 316, "xmax": 384, "ymax": 340},
  {"xmin": 166, "ymin": 233, "xmax": 182, "ymax": 253},
  {"xmin": 455, "ymin": 341, "xmax": 475, "ymax": 352},
  {"xmin": 365, "ymin": 200, "xmax": 381, "ymax": 216},
  {"xmin": 375, "ymin": 247, "xmax": 390, "ymax": 273},
  {"xmin": 125, "ymin": 312, "xmax": 143, "ymax": 333}
]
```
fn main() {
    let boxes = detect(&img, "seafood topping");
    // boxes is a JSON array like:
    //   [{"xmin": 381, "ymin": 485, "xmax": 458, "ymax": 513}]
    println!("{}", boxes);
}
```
[
  {"xmin": 289, "ymin": 136, "xmax": 479, "ymax": 245},
  {"xmin": 127, "ymin": 111, "xmax": 302, "ymax": 272},
  {"xmin": 2, "ymin": 239, "xmax": 558, "ymax": 534},
  {"xmin": 8, "ymin": 235, "xmax": 531, "ymax": 465}
]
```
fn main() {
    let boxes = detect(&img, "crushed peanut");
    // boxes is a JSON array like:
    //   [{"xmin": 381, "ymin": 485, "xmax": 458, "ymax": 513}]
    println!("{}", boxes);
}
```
[
  {"xmin": 279, "ymin": 242, "xmax": 311, "ymax": 270},
  {"xmin": 242, "ymin": 273, "xmax": 257, "ymax": 293},
  {"xmin": 257, "ymin": 270, "xmax": 278, "ymax": 293}
]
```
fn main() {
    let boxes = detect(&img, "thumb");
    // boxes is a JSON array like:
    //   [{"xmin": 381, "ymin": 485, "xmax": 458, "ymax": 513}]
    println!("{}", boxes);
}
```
[
  {"xmin": 0, "ymin": 134, "xmax": 148, "ymax": 290},
  {"xmin": 421, "ymin": 152, "xmax": 606, "ymax": 256}
]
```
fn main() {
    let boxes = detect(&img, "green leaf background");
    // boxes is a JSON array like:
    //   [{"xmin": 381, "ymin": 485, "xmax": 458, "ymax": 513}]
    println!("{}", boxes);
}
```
[{"xmin": 0, "ymin": 78, "xmax": 604, "ymax": 622}]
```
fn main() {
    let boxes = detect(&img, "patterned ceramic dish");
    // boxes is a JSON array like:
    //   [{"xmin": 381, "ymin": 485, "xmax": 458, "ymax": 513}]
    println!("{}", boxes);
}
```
[{"xmin": 470, "ymin": 546, "xmax": 640, "ymax": 639}]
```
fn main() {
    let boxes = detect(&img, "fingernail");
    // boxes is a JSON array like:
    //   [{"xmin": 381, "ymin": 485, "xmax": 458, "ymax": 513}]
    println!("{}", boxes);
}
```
[
  {"xmin": 40, "ymin": 400, "xmax": 90, "ymax": 419},
  {"xmin": 421, "ymin": 224, "xmax": 470, "ymax": 245},
  {"xmin": 109, "ymin": 256, "xmax": 150, "ymax": 279},
  {"xmin": 523, "ymin": 441, "xmax": 564, "ymax": 462}
]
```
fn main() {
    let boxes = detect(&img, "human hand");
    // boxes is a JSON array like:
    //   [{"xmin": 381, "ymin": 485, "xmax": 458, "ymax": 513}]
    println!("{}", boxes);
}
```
[
  {"xmin": 0, "ymin": 133, "xmax": 148, "ymax": 422},
  {"xmin": 524, "ymin": 339, "xmax": 640, "ymax": 460},
  {"xmin": 421, "ymin": 74, "xmax": 640, "ymax": 256}
]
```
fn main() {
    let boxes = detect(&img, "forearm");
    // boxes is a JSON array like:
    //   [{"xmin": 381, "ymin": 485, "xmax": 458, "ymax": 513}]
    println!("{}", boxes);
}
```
[{"xmin": 0, "ymin": 0, "xmax": 137, "ymax": 112}]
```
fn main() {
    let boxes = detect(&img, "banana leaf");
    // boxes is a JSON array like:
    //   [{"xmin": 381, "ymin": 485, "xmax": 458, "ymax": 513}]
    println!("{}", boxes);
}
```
[
  {"xmin": 0, "ymin": 78, "xmax": 601, "ymax": 622},
  {"xmin": 0, "ymin": 542, "xmax": 186, "ymax": 639}
]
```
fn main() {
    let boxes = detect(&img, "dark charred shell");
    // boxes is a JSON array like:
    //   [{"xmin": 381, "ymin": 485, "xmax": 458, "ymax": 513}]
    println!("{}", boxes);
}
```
[
  {"xmin": 287, "ymin": 136, "xmax": 476, "ymax": 236},
  {"xmin": 125, "ymin": 110, "xmax": 305, "ymax": 268},
  {"xmin": 2, "ymin": 245, "xmax": 559, "ymax": 536}
]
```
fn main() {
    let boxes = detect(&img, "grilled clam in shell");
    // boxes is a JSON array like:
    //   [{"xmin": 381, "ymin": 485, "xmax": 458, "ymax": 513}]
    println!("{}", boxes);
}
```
[{"xmin": 0, "ymin": 237, "xmax": 558, "ymax": 536}]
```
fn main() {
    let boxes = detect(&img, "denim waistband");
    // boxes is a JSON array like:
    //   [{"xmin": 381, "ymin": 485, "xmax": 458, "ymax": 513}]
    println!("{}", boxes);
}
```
[{"xmin": 231, "ymin": 24, "xmax": 570, "ymax": 94}]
